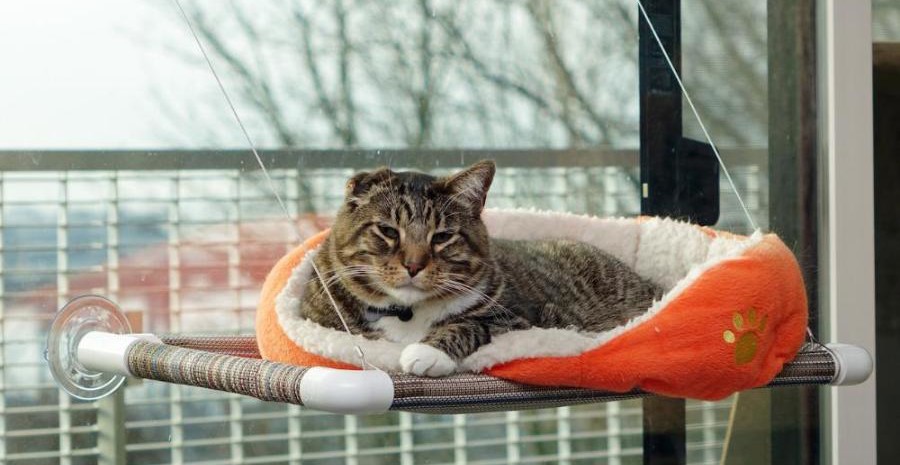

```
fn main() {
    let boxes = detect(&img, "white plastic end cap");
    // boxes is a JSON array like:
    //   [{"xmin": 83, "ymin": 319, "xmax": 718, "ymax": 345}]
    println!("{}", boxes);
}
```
[
  {"xmin": 77, "ymin": 332, "xmax": 161, "ymax": 377},
  {"xmin": 299, "ymin": 367, "xmax": 394, "ymax": 414},
  {"xmin": 828, "ymin": 343, "xmax": 874, "ymax": 386}
]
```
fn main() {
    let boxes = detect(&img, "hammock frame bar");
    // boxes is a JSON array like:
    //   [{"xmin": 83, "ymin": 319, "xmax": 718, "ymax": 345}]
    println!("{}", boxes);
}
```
[{"xmin": 68, "ymin": 332, "xmax": 862, "ymax": 414}]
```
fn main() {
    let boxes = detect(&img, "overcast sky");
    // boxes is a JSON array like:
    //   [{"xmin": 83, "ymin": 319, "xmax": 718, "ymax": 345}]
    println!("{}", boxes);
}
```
[
  {"xmin": 4, "ymin": 1, "xmax": 895, "ymax": 152},
  {"xmin": 0, "ymin": 0, "xmax": 230, "ymax": 149}
]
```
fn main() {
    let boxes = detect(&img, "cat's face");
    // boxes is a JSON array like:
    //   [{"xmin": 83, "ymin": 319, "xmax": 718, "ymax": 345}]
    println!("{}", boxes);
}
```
[{"xmin": 327, "ymin": 161, "xmax": 495, "ymax": 307}]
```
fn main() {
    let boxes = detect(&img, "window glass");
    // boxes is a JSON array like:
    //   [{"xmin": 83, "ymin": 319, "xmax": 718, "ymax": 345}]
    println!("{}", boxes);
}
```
[
  {"xmin": 0, "ymin": 1, "xmax": 818, "ymax": 464},
  {"xmin": 874, "ymin": 0, "xmax": 900, "ymax": 41}
]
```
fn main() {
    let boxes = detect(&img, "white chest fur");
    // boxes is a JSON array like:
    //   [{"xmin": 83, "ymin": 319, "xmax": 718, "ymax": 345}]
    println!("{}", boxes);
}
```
[{"xmin": 372, "ymin": 292, "xmax": 482, "ymax": 344}]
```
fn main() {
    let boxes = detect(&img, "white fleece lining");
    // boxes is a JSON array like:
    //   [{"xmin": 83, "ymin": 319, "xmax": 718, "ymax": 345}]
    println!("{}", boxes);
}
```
[{"xmin": 274, "ymin": 209, "xmax": 763, "ymax": 372}]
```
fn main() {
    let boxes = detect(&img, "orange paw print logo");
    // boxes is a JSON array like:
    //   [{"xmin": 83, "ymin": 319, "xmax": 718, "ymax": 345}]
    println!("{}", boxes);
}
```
[{"xmin": 723, "ymin": 308, "xmax": 767, "ymax": 365}]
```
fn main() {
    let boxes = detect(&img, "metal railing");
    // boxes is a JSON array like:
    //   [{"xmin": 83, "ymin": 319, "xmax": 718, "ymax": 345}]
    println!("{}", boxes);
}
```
[{"xmin": 0, "ymin": 149, "xmax": 765, "ymax": 464}]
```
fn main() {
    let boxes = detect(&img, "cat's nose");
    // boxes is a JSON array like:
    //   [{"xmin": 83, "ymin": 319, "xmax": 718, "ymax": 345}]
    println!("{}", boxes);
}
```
[{"xmin": 404, "ymin": 261, "xmax": 427, "ymax": 277}]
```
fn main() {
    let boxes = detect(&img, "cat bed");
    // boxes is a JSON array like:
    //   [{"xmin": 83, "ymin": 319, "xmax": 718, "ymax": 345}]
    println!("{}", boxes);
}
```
[{"xmin": 256, "ymin": 209, "xmax": 808, "ymax": 401}]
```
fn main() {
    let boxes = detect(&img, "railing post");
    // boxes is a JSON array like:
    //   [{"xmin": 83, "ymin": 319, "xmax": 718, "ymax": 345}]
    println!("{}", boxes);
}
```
[
  {"xmin": 97, "ymin": 389, "xmax": 126, "ymax": 465},
  {"xmin": 0, "ymin": 172, "xmax": 6, "ymax": 464},
  {"xmin": 638, "ymin": 1, "xmax": 688, "ymax": 463},
  {"xmin": 642, "ymin": 397, "xmax": 685, "ymax": 465}
]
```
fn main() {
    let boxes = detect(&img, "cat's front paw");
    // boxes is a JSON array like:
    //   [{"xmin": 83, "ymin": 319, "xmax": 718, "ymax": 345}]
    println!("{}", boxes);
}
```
[{"xmin": 400, "ymin": 343, "xmax": 457, "ymax": 377}]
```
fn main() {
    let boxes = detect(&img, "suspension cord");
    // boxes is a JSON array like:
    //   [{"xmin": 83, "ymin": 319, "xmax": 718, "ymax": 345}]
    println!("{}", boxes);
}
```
[
  {"xmin": 172, "ymin": 0, "xmax": 374, "ymax": 370},
  {"xmin": 636, "ymin": 0, "xmax": 759, "ymax": 231}
]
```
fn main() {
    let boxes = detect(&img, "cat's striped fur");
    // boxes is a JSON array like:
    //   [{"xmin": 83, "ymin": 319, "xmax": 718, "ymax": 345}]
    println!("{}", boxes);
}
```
[{"xmin": 299, "ymin": 161, "xmax": 662, "ymax": 376}]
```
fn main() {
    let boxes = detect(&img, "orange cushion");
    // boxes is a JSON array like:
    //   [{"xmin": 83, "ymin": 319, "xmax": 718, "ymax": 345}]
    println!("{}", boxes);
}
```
[{"xmin": 256, "ymin": 218, "xmax": 807, "ymax": 401}]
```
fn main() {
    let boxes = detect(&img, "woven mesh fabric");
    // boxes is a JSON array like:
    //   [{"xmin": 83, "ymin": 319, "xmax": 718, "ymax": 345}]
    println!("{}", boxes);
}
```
[
  {"xmin": 767, "ymin": 343, "xmax": 836, "ymax": 386},
  {"xmin": 391, "ymin": 372, "xmax": 646, "ymax": 413},
  {"xmin": 127, "ymin": 340, "xmax": 308, "ymax": 404},
  {"xmin": 160, "ymin": 335, "xmax": 261, "ymax": 358},
  {"xmin": 124, "ymin": 337, "xmax": 837, "ymax": 413}
]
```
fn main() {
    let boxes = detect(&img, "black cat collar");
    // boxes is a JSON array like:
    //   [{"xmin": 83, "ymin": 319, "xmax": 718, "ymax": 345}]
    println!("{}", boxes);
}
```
[{"xmin": 364, "ymin": 305, "xmax": 414, "ymax": 322}]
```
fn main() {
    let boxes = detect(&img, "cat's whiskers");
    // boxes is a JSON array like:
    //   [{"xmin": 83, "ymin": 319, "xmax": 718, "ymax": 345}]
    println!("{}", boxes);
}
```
[
  {"xmin": 441, "ymin": 279, "xmax": 505, "ymax": 311},
  {"xmin": 438, "ymin": 210, "xmax": 468, "ymax": 222},
  {"xmin": 438, "ymin": 278, "xmax": 518, "ymax": 324},
  {"xmin": 436, "ymin": 184, "xmax": 473, "ymax": 218},
  {"xmin": 435, "ymin": 283, "xmax": 512, "ymax": 322},
  {"xmin": 375, "ymin": 169, "xmax": 403, "ymax": 218},
  {"xmin": 430, "ymin": 282, "xmax": 471, "ymax": 301},
  {"xmin": 443, "ymin": 271, "xmax": 487, "ymax": 291},
  {"xmin": 437, "ymin": 198, "xmax": 456, "ymax": 218},
  {"xmin": 312, "ymin": 274, "xmax": 374, "ymax": 301},
  {"xmin": 304, "ymin": 264, "xmax": 376, "ymax": 286},
  {"xmin": 319, "ymin": 264, "xmax": 376, "ymax": 276},
  {"xmin": 430, "ymin": 282, "xmax": 461, "ymax": 296},
  {"xmin": 433, "ymin": 281, "xmax": 519, "ymax": 327},
  {"xmin": 440, "ymin": 183, "xmax": 482, "ymax": 215},
  {"xmin": 324, "ymin": 269, "xmax": 372, "ymax": 287},
  {"xmin": 309, "ymin": 265, "xmax": 378, "ymax": 298}
]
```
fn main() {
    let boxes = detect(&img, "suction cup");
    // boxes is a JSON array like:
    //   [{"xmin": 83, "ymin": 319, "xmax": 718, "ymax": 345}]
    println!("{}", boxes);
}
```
[{"xmin": 46, "ymin": 295, "xmax": 132, "ymax": 401}]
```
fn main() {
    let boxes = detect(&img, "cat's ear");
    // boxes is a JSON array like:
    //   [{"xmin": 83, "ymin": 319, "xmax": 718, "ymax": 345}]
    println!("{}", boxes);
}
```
[
  {"xmin": 345, "ymin": 171, "xmax": 371, "ymax": 200},
  {"xmin": 442, "ymin": 160, "xmax": 495, "ymax": 214},
  {"xmin": 345, "ymin": 168, "xmax": 390, "ymax": 209}
]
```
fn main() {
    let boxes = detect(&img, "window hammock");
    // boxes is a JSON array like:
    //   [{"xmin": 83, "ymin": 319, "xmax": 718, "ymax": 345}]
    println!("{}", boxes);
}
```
[
  {"xmin": 44, "ymin": 0, "xmax": 875, "ymax": 415},
  {"xmin": 48, "ymin": 295, "xmax": 866, "ymax": 415}
]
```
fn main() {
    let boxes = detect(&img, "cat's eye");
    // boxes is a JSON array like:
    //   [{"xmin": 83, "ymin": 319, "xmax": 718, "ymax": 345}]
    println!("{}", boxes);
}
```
[
  {"xmin": 431, "ymin": 231, "xmax": 454, "ymax": 245},
  {"xmin": 377, "ymin": 224, "xmax": 399, "ymax": 240}
]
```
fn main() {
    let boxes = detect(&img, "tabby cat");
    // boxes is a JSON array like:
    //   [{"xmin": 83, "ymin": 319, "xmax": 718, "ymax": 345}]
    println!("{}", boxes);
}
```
[{"xmin": 299, "ymin": 160, "xmax": 662, "ymax": 376}]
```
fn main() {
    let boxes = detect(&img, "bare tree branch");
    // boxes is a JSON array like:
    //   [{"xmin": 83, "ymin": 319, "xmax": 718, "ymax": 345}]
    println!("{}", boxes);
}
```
[
  {"xmin": 697, "ymin": 0, "xmax": 766, "ymax": 99},
  {"xmin": 414, "ymin": 0, "xmax": 435, "ymax": 147},
  {"xmin": 437, "ymin": 8, "xmax": 597, "ymax": 145},
  {"xmin": 155, "ymin": 0, "xmax": 772, "ymax": 152},
  {"xmin": 335, "ymin": 0, "xmax": 358, "ymax": 146},
  {"xmin": 293, "ymin": 7, "xmax": 351, "ymax": 146},
  {"xmin": 527, "ymin": 0, "xmax": 615, "ymax": 145},
  {"xmin": 188, "ymin": 6, "xmax": 297, "ymax": 145}
]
